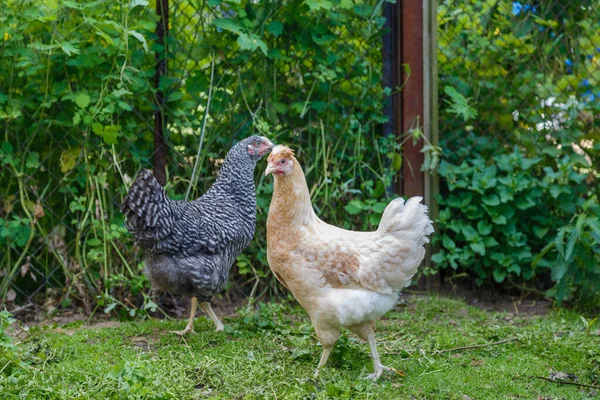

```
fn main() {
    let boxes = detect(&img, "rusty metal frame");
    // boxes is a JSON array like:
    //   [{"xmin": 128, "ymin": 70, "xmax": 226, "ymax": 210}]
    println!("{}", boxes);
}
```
[{"xmin": 154, "ymin": 0, "xmax": 169, "ymax": 185}]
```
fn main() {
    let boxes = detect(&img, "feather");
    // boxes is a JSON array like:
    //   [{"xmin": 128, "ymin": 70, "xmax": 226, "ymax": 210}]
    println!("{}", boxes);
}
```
[{"xmin": 122, "ymin": 135, "xmax": 271, "ymax": 302}]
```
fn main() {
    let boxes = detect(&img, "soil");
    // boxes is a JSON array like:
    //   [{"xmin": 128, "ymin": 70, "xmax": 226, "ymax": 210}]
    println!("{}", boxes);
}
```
[{"xmin": 6, "ymin": 284, "xmax": 552, "ymax": 338}]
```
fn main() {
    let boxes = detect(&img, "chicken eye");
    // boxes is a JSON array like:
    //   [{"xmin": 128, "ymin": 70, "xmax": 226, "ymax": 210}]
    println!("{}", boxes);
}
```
[
  {"xmin": 254, "ymin": 140, "xmax": 260, "ymax": 146},
  {"xmin": 279, "ymin": 159, "xmax": 286, "ymax": 165}
]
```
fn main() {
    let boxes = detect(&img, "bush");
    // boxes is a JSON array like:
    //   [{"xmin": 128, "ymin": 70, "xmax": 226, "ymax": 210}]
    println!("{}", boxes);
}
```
[
  {"xmin": 0, "ymin": 0, "xmax": 397, "ymax": 312},
  {"xmin": 434, "ymin": 0, "xmax": 600, "ymax": 308}
]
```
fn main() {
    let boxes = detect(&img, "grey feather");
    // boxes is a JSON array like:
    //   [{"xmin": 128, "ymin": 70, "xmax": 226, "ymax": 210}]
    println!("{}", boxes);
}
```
[{"xmin": 121, "ymin": 135, "xmax": 272, "ymax": 302}]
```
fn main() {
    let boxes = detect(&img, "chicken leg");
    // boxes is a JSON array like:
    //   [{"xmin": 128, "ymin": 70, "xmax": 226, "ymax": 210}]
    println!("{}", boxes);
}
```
[
  {"xmin": 172, "ymin": 297, "xmax": 198, "ymax": 336},
  {"xmin": 312, "ymin": 324, "xmax": 340, "ymax": 378},
  {"xmin": 349, "ymin": 321, "xmax": 402, "ymax": 380},
  {"xmin": 200, "ymin": 301, "xmax": 224, "ymax": 331},
  {"xmin": 313, "ymin": 346, "xmax": 334, "ymax": 378}
]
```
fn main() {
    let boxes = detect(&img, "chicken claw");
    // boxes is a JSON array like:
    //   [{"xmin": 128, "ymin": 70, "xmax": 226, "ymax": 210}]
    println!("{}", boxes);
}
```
[
  {"xmin": 367, "ymin": 365, "xmax": 404, "ymax": 381},
  {"xmin": 170, "ymin": 297, "xmax": 198, "ymax": 336},
  {"xmin": 170, "ymin": 326, "xmax": 195, "ymax": 336},
  {"xmin": 200, "ymin": 302, "xmax": 224, "ymax": 332}
]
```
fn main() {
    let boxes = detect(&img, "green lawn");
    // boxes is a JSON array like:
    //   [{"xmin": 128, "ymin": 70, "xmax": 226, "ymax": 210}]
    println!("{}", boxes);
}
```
[{"xmin": 3, "ymin": 295, "xmax": 599, "ymax": 399}]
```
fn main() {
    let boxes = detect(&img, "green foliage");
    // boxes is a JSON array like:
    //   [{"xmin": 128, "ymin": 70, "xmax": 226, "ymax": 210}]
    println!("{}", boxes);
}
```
[
  {"xmin": 434, "ymin": 0, "xmax": 600, "ymax": 308},
  {"xmin": 0, "ymin": 310, "xmax": 27, "ymax": 378},
  {"xmin": 0, "ymin": 0, "xmax": 397, "ymax": 313}
]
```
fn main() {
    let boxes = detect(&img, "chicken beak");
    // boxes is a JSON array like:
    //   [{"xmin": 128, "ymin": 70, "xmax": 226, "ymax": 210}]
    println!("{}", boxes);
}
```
[
  {"xmin": 264, "ymin": 163, "xmax": 276, "ymax": 176},
  {"xmin": 258, "ymin": 139, "xmax": 274, "ymax": 157}
]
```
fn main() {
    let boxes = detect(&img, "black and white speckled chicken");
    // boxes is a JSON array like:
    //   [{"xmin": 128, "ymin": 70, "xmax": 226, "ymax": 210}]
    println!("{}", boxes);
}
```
[{"xmin": 121, "ymin": 136, "xmax": 273, "ymax": 335}]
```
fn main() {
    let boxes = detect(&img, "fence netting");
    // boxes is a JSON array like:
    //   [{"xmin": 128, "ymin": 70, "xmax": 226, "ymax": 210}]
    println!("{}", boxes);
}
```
[
  {"xmin": 1, "ymin": 0, "xmax": 391, "ymax": 316},
  {"xmin": 438, "ymin": 0, "xmax": 599, "ymax": 162}
]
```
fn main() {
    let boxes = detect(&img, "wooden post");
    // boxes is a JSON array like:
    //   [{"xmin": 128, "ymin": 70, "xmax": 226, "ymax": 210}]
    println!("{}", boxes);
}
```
[
  {"xmin": 400, "ymin": 0, "xmax": 425, "ymax": 198},
  {"xmin": 383, "ymin": 0, "xmax": 437, "ymax": 203},
  {"xmin": 383, "ymin": 0, "xmax": 439, "ymax": 287},
  {"xmin": 154, "ymin": 0, "xmax": 169, "ymax": 186}
]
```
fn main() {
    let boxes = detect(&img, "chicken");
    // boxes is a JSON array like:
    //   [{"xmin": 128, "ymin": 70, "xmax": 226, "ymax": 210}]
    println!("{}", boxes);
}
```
[
  {"xmin": 265, "ymin": 145, "xmax": 433, "ymax": 379},
  {"xmin": 121, "ymin": 135, "xmax": 273, "ymax": 335}
]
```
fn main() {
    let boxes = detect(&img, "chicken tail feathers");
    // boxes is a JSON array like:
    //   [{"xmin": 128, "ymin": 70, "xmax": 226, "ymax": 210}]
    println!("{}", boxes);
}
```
[
  {"xmin": 377, "ymin": 197, "xmax": 434, "ymax": 245},
  {"xmin": 121, "ymin": 169, "xmax": 173, "ymax": 244}
]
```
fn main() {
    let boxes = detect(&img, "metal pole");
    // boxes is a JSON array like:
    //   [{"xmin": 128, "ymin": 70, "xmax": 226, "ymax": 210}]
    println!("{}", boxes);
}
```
[
  {"xmin": 382, "ymin": 1, "xmax": 403, "ymax": 196},
  {"xmin": 154, "ymin": 0, "xmax": 169, "ymax": 186}
]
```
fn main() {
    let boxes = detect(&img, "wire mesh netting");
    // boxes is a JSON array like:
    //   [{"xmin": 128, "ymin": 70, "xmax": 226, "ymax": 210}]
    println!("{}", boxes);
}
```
[
  {"xmin": 3, "ymin": 0, "xmax": 598, "ymax": 316},
  {"xmin": 438, "ymin": 0, "xmax": 599, "ymax": 161},
  {"xmin": 1, "ymin": 0, "xmax": 394, "ymax": 316}
]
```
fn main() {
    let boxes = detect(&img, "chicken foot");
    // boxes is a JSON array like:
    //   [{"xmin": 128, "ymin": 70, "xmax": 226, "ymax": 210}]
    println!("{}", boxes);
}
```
[
  {"xmin": 366, "ymin": 332, "xmax": 403, "ymax": 380},
  {"xmin": 171, "ymin": 297, "xmax": 198, "ymax": 336},
  {"xmin": 200, "ymin": 301, "xmax": 224, "ymax": 332},
  {"xmin": 348, "ymin": 321, "xmax": 403, "ymax": 380}
]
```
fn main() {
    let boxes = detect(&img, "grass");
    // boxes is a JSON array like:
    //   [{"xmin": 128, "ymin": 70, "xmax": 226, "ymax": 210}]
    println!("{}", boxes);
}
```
[{"xmin": 2, "ymin": 295, "xmax": 599, "ymax": 399}]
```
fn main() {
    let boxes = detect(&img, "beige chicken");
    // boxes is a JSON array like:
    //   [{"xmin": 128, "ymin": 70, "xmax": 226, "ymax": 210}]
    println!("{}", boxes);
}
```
[{"xmin": 265, "ymin": 145, "xmax": 433, "ymax": 379}]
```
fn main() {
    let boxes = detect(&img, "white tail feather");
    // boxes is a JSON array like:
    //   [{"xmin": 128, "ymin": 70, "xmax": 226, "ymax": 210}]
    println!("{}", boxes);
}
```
[{"xmin": 378, "ymin": 196, "xmax": 434, "ymax": 245}]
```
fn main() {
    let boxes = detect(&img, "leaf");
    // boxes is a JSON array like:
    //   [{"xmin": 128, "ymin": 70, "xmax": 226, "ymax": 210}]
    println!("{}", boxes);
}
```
[
  {"xmin": 371, "ymin": 202, "xmax": 387, "ymax": 214},
  {"xmin": 25, "ymin": 152, "xmax": 40, "ymax": 169},
  {"xmin": 304, "ymin": 0, "xmax": 333, "ymax": 11},
  {"xmin": 117, "ymin": 101, "xmax": 132, "ymax": 111},
  {"xmin": 482, "ymin": 194, "xmax": 500, "ymax": 206},
  {"xmin": 60, "ymin": 41, "xmax": 80, "ymax": 56},
  {"xmin": 483, "ymin": 236, "xmax": 499, "ymax": 247},
  {"xmin": 387, "ymin": 152, "xmax": 402, "ymax": 171},
  {"xmin": 92, "ymin": 124, "xmax": 121, "ymax": 145},
  {"xmin": 431, "ymin": 252, "xmax": 446, "ymax": 265},
  {"xmin": 267, "ymin": 21, "xmax": 284, "ymax": 37},
  {"xmin": 102, "ymin": 125, "xmax": 121, "ymax": 145},
  {"xmin": 493, "ymin": 268, "xmax": 506, "ymax": 283},
  {"xmin": 477, "ymin": 220, "xmax": 492, "ymax": 235},
  {"xmin": 551, "ymin": 262, "xmax": 567, "ymax": 282},
  {"xmin": 60, "ymin": 148, "xmax": 80, "ymax": 173},
  {"xmin": 549, "ymin": 185, "xmax": 563, "ymax": 199},
  {"xmin": 461, "ymin": 224, "xmax": 479, "ymax": 241},
  {"xmin": 237, "ymin": 33, "xmax": 268, "ymax": 55},
  {"xmin": 442, "ymin": 235, "xmax": 456, "ymax": 250},
  {"xmin": 555, "ymin": 228, "xmax": 565, "ymax": 259},
  {"xmin": 533, "ymin": 225, "xmax": 549, "ymax": 239},
  {"xmin": 112, "ymin": 88, "xmax": 132, "ymax": 98},
  {"xmin": 94, "ymin": 29, "xmax": 115, "ymax": 45},
  {"xmin": 564, "ymin": 230, "xmax": 577, "ymax": 262},
  {"xmin": 130, "ymin": 0, "xmax": 149, "ymax": 8},
  {"xmin": 443, "ymin": 86, "xmax": 478, "ymax": 121},
  {"xmin": 0, "ymin": 141, "xmax": 13, "ymax": 155},
  {"xmin": 75, "ymin": 92, "xmax": 90, "ymax": 108},
  {"xmin": 470, "ymin": 242, "xmax": 486, "ymax": 256},
  {"xmin": 213, "ymin": 19, "xmax": 244, "ymax": 34},
  {"xmin": 128, "ymin": 30, "xmax": 148, "ymax": 52},
  {"xmin": 515, "ymin": 195, "xmax": 535, "ymax": 210},
  {"xmin": 491, "ymin": 214, "xmax": 507, "ymax": 225},
  {"xmin": 344, "ymin": 200, "xmax": 363, "ymax": 215},
  {"xmin": 339, "ymin": 0, "xmax": 353, "ymax": 9}
]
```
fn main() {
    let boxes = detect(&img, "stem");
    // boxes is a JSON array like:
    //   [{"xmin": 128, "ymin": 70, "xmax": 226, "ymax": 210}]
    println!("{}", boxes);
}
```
[
  {"xmin": 186, "ymin": 49, "xmax": 216, "ymax": 201},
  {"xmin": 0, "ymin": 167, "xmax": 36, "ymax": 297},
  {"xmin": 435, "ymin": 337, "xmax": 519, "ymax": 353},
  {"xmin": 530, "ymin": 376, "xmax": 600, "ymax": 390},
  {"xmin": 94, "ymin": 177, "xmax": 109, "ymax": 295}
]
